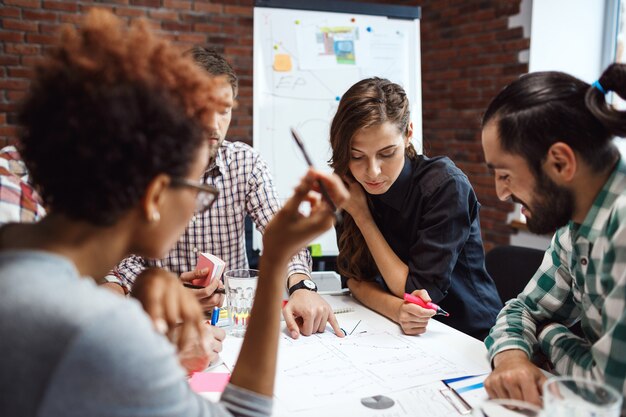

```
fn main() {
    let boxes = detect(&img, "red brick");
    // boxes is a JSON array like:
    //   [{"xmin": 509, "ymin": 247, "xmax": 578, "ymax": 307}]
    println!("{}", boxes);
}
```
[
  {"xmin": 194, "ymin": 23, "xmax": 221, "ymax": 33},
  {"xmin": 23, "ymin": 9, "xmax": 58, "ymax": 22},
  {"xmin": 8, "ymin": 67, "xmax": 35, "ymax": 78},
  {"xmin": 2, "ymin": 19, "xmax": 37, "ymax": 32},
  {"xmin": 43, "ymin": 0, "xmax": 79, "ymax": 11},
  {"xmin": 7, "ymin": 90, "xmax": 26, "ymax": 101},
  {"xmin": 3, "ymin": 0, "xmax": 40, "ymax": 8},
  {"xmin": 0, "ymin": 55, "xmax": 20, "ymax": 65},
  {"xmin": 161, "ymin": 21, "xmax": 190, "ymax": 31},
  {"xmin": 0, "ymin": 78, "xmax": 29, "ymax": 90},
  {"xmin": 114, "ymin": 6, "xmax": 146, "ymax": 17},
  {"xmin": 59, "ymin": 13, "xmax": 83, "ymax": 24},
  {"xmin": 20, "ymin": 55, "xmax": 44, "ymax": 67},
  {"xmin": 5, "ymin": 43, "xmax": 41, "ymax": 55},
  {"xmin": 130, "ymin": 0, "xmax": 160, "ymax": 6},
  {"xmin": 193, "ymin": 3, "xmax": 223, "ymax": 13},
  {"xmin": 164, "ymin": 0, "xmax": 191, "ymax": 10},
  {"xmin": 224, "ymin": 5, "xmax": 251, "ymax": 16},
  {"xmin": 149, "ymin": 9, "xmax": 178, "ymax": 21},
  {"xmin": 0, "ymin": 32, "xmax": 24, "ymax": 42},
  {"xmin": 26, "ymin": 33, "xmax": 59, "ymax": 44},
  {"xmin": 176, "ymin": 33, "xmax": 206, "ymax": 43},
  {"xmin": 0, "ymin": 7, "xmax": 21, "ymax": 17},
  {"xmin": 39, "ymin": 23, "xmax": 61, "ymax": 33},
  {"xmin": 0, "ymin": 126, "xmax": 19, "ymax": 136}
]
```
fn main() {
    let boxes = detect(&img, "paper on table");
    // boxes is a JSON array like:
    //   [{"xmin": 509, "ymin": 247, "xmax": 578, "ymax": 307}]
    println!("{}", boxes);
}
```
[
  {"xmin": 273, "ymin": 380, "xmax": 461, "ymax": 417},
  {"xmin": 188, "ymin": 372, "xmax": 230, "ymax": 393},
  {"xmin": 274, "ymin": 329, "xmax": 489, "ymax": 412}
]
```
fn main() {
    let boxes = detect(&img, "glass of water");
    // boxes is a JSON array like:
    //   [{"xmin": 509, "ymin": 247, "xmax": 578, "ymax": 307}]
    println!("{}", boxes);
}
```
[
  {"xmin": 543, "ymin": 376, "xmax": 622, "ymax": 417},
  {"xmin": 224, "ymin": 269, "xmax": 259, "ymax": 337}
]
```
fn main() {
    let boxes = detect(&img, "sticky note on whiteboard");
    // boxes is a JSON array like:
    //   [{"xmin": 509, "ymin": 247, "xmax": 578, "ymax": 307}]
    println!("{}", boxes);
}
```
[{"xmin": 273, "ymin": 53, "xmax": 292, "ymax": 72}]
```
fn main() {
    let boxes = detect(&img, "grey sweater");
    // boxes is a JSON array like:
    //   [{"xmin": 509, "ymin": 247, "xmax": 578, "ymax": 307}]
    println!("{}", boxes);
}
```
[{"xmin": 0, "ymin": 250, "xmax": 272, "ymax": 417}]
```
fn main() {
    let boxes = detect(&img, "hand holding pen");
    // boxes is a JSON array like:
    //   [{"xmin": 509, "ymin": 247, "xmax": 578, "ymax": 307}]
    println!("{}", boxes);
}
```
[
  {"xmin": 396, "ymin": 289, "xmax": 442, "ymax": 336},
  {"xmin": 290, "ymin": 127, "xmax": 342, "ymax": 223},
  {"xmin": 403, "ymin": 292, "xmax": 449, "ymax": 316}
]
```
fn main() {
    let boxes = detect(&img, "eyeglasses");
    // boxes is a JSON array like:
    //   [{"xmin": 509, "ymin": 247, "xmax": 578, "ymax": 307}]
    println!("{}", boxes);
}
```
[{"xmin": 170, "ymin": 177, "xmax": 219, "ymax": 213}]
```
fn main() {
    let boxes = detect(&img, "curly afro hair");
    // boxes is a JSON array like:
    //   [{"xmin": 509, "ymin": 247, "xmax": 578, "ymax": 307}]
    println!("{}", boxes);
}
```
[{"xmin": 18, "ymin": 9, "xmax": 223, "ymax": 226}]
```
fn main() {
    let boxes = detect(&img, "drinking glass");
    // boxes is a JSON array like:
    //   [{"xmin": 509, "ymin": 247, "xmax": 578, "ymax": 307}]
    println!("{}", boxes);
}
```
[
  {"xmin": 543, "ymin": 376, "xmax": 622, "ymax": 417},
  {"xmin": 224, "ymin": 269, "xmax": 259, "ymax": 337}
]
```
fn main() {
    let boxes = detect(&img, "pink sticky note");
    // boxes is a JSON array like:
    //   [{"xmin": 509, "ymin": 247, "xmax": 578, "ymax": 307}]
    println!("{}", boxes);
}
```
[{"xmin": 188, "ymin": 372, "xmax": 230, "ymax": 393}]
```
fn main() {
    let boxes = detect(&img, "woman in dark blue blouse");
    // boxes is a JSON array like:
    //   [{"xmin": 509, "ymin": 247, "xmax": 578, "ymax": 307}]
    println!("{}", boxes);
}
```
[{"xmin": 330, "ymin": 77, "xmax": 502, "ymax": 340}]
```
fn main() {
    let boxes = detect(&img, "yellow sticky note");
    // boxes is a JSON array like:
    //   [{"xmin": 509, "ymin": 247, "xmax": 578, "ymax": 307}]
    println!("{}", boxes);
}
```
[{"xmin": 273, "ymin": 53, "xmax": 292, "ymax": 72}]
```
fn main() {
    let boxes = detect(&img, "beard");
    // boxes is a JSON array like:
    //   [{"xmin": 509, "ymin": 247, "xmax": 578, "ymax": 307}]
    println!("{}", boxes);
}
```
[{"xmin": 521, "ymin": 171, "xmax": 575, "ymax": 235}]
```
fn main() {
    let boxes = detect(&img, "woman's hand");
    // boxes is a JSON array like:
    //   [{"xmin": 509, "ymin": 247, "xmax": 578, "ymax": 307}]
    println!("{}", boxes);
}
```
[
  {"xmin": 131, "ymin": 268, "xmax": 204, "ymax": 351},
  {"xmin": 262, "ymin": 169, "xmax": 349, "ymax": 263},
  {"xmin": 397, "ymin": 289, "xmax": 435, "ymax": 335},
  {"xmin": 177, "ymin": 323, "xmax": 226, "ymax": 374},
  {"xmin": 342, "ymin": 176, "xmax": 372, "ymax": 223}
]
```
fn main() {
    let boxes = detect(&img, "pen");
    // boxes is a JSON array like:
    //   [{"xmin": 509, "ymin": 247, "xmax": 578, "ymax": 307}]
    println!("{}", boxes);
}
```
[
  {"xmin": 290, "ymin": 127, "xmax": 342, "ymax": 223},
  {"xmin": 183, "ymin": 283, "xmax": 226, "ymax": 295},
  {"xmin": 210, "ymin": 307, "xmax": 220, "ymax": 326},
  {"xmin": 403, "ymin": 293, "xmax": 450, "ymax": 317}
]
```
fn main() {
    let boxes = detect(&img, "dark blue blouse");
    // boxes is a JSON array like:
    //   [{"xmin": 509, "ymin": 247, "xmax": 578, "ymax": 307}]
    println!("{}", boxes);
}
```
[{"xmin": 342, "ymin": 155, "xmax": 502, "ymax": 340}]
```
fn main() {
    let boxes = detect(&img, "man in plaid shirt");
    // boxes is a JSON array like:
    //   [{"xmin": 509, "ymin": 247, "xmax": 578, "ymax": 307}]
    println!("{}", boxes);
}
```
[
  {"xmin": 480, "ymin": 65, "xmax": 626, "ymax": 409},
  {"xmin": 110, "ymin": 48, "xmax": 343, "ymax": 338},
  {"xmin": 0, "ymin": 145, "xmax": 46, "ymax": 224}
]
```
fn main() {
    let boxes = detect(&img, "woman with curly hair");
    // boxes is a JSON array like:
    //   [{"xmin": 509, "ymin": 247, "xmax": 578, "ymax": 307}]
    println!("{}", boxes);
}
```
[
  {"xmin": 331, "ymin": 77, "xmax": 501, "ymax": 340},
  {"xmin": 0, "ymin": 9, "xmax": 348, "ymax": 417}
]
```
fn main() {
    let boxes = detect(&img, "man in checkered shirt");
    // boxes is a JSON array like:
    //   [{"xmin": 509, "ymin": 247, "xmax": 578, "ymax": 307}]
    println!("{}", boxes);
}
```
[
  {"xmin": 0, "ymin": 145, "xmax": 46, "ymax": 225},
  {"xmin": 480, "ymin": 65, "xmax": 626, "ymax": 410},
  {"xmin": 109, "ymin": 48, "xmax": 343, "ymax": 338}
]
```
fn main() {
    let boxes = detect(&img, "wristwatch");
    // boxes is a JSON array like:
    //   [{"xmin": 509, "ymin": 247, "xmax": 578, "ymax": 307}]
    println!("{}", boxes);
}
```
[{"xmin": 288, "ymin": 279, "xmax": 318, "ymax": 296}]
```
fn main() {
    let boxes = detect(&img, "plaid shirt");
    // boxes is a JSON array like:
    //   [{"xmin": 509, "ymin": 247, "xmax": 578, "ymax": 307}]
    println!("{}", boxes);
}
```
[
  {"xmin": 113, "ymin": 140, "xmax": 311, "ymax": 291},
  {"xmin": 486, "ymin": 157, "xmax": 626, "ymax": 400},
  {"xmin": 0, "ymin": 146, "xmax": 46, "ymax": 225}
]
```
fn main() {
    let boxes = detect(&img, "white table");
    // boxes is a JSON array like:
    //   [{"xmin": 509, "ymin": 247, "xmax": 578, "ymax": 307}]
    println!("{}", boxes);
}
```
[{"xmin": 207, "ymin": 294, "xmax": 491, "ymax": 417}]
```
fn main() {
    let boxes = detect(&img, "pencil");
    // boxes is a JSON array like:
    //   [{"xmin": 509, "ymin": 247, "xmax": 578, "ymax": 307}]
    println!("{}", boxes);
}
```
[{"xmin": 290, "ymin": 127, "xmax": 342, "ymax": 223}]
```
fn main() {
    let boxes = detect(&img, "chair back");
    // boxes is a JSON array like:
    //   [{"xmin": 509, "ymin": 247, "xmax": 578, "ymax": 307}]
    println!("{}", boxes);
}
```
[{"xmin": 485, "ymin": 245, "xmax": 545, "ymax": 303}]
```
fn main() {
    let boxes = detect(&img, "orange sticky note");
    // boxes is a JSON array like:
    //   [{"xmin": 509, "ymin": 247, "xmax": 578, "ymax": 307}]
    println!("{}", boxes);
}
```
[
  {"xmin": 188, "ymin": 372, "xmax": 230, "ymax": 393},
  {"xmin": 273, "ymin": 53, "xmax": 292, "ymax": 72}
]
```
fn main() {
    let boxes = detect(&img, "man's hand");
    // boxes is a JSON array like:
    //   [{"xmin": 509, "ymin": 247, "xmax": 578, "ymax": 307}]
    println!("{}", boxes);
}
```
[
  {"xmin": 397, "ymin": 289, "xmax": 435, "ymax": 335},
  {"xmin": 484, "ymin": 350, "xmax": 547, "ymax": 407},
  {"xmin": 283, "ymin": 289, "xmax": 344, "ymax": 339},
  {"xmin": 180, "ymin": 268, "xmax": 225, "ymax": 311}
]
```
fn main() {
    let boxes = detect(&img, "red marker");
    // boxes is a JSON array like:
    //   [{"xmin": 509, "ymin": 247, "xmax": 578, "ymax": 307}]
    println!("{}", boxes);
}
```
[{"xmin": 403, "ymin": 293, "xmax": 450, "ymax": 317}]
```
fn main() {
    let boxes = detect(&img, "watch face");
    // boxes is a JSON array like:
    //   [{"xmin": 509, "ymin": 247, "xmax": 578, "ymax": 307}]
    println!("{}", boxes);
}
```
[{"xmin": 303, "ymin": 279, "xmax": 316, "ymax": 289}]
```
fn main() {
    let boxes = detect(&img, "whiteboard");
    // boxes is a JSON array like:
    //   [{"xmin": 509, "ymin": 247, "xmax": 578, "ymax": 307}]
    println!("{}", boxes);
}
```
[{"xmin": 253, "ymin": 1, "xmax": 422, "ymax": 256}]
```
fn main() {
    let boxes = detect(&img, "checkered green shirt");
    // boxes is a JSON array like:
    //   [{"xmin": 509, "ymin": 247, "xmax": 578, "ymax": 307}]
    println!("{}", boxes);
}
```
[{"xmin": 486, "ymin": 158, "xmax": 626, "ymax": 398}]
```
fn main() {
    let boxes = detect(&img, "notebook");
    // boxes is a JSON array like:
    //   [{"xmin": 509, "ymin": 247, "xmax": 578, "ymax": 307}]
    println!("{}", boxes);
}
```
[{"xmin": 192, "ymin": 252, "xmax": 226, "ymax": 287}]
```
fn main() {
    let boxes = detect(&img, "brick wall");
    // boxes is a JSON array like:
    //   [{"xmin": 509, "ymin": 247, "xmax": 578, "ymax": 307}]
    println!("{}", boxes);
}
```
[
  {"xmin": 0, "ymin": 0, "xmax": 255, "ymax": 146},
  {"xmin": 418, "ymin": 0, "xmax": 529, "ymax": 250},
  {"xmin": 0, "ymin": 0, "xmax": 529, "ymax": 249}
]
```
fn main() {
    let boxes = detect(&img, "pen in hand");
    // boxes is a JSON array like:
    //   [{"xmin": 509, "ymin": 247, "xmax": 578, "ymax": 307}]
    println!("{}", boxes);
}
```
[
  {"xmin": 290, "ymin": 127, "xmax": 342, "ymax": 223},
  {"xmin": 403, "ymin": 293, "xmax": 450, "ymax": 317},
  {"xmin": 183, "ymin": 282, "xmax": 226, "ymax": 295}
]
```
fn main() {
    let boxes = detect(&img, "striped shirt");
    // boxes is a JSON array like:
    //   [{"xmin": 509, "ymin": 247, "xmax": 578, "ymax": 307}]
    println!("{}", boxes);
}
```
[
  {"xmin": 113, "ymin": 140, "xmax": 311, "ymax": 291},
  {"xmin": 486, "ymin": 157, "xmax": 626, "ymax": 401},
  {"xmin": 0, "ymin": 146, "xmax": 46, "ymax": 225}
]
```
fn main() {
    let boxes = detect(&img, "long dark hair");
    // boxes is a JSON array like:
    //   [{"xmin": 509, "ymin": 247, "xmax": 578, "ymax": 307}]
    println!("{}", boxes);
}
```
[
  {"xmin": 482, "ymin": 64, "xmax": 626, "ymax": 177},
  {"xmin": 329, "ymin": 77, "xmax": 415, "ymax": 281}
]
